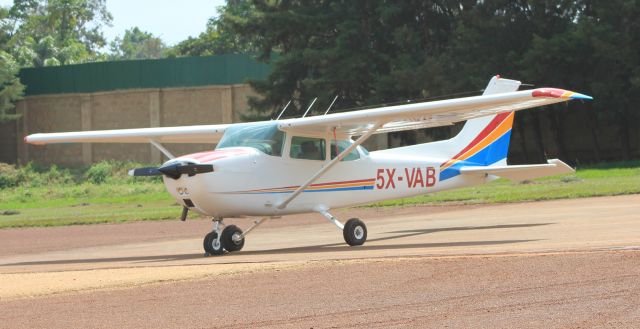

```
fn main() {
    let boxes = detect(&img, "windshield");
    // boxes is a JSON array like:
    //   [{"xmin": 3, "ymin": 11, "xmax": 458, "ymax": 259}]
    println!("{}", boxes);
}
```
[{"xmin": 216, "ymin": 123, "xmax": 285, "ymax": 156}]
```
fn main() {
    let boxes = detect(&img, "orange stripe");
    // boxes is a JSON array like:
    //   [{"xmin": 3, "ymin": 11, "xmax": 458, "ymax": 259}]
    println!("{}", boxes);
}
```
[{"xmin": 441, "ymin": 113, "xmax": 514, "ymax": 170}]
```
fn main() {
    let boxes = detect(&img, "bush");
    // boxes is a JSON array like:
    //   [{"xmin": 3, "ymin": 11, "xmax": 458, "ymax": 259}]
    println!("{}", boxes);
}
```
[
  {"xmin": 0, "ymin": 163, "xmax": 19, "ymax": 188},
  {"xmin": 0, "ymin": 161, "xmax": 157, "ymax": 189},
  {"xmin": 85, "ymin": 161, "xmax": 113, "ymax": 184},
  {"xmin": 0, "ymin": 162, "xmax": 74, "ymax": 189}
]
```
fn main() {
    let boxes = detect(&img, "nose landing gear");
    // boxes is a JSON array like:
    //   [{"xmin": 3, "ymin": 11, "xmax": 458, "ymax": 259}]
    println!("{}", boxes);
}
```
[{"xmin": 203, "ymin": 217, "xmax": 266, "ymax": 256}]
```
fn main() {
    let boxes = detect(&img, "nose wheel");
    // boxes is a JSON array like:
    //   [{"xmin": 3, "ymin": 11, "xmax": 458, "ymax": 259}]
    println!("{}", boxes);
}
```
[
  {"xmin": 221, "ymin": 225, "xmax": 245, "ymax": 252},
  {"xmin": 203, "ymin": 231, "xmax": 225, "ymax": 255}
]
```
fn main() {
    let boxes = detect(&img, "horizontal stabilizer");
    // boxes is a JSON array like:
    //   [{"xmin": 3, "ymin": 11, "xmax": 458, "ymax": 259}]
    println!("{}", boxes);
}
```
[{"xmin": 459, "ymin": 159, "xmax": 574, "ymax": 181}]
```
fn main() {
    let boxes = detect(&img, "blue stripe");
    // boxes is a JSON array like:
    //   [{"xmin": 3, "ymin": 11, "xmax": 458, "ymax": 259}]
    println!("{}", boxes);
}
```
[
  {"xmin": 440, "ymin": 130, "xmax": 512, "ymax": 181},
  {"xmin": 239, "ymin": 185, "xmax": 374, "ymax": 194}
]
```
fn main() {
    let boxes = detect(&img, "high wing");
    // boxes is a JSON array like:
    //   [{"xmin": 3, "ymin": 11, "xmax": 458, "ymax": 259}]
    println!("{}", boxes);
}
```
[
  {"xmin": 277, "ymin": 87, "xmax": 592, "ymax": 136},
  {"xmin": 25, "ymin": 124, "xmax": 230, "ymax": 145}
]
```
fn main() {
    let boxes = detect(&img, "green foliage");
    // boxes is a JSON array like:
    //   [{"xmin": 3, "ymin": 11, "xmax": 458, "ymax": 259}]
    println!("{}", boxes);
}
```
[
  {"xmin": 0, "ymin": 162, "xmax": 19, "ymax": 188},
  {"xmin": 109, "ymin": 27, "xmax": 167, "ymax": 60},
  {"xmin": 85, "ymin": 161, "xmax": 111, "ymax": 184},
  {"xmin": 4, "ymin": 0, "xmax": 112, "ymax": 67},
  {"xmin": 0, "ymin": 0, "xmax": 111, "ymax": 122},
  {"xmin": 0, "ymin": 160, "xmax": 155, "ymax": 189},
  {"xmin": 0, "ymin": 50, "xmax": 24, "ymax": 122},
  {"xmin": 0, "ymin": 162, "xmax": 73, "ymax": 188},
  {"xmin": 168, "ymin": 0, "xmax": 259, "ymax": 57},
  {"xmin": 213, "ymin": 0, "xmax": 639, "ymax": 162}
]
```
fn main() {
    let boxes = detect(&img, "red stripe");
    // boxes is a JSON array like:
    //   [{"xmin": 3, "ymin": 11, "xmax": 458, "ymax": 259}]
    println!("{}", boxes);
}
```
[
  {"xmin": 441, "ymin": 112, "xmax": 511, "ymax": 166},
  {"xmin": 251, "ymin": 178, "xmax": 376, "ymax": 192},
  {"xmin": 310, "ymin": 178, "xmax": 375, "ymax": 187}
]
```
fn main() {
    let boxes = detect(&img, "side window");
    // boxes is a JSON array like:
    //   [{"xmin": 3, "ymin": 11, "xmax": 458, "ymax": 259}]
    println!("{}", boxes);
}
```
[
  {"xmin": 290, "ymin": 136, "xmax": 326, "ymax": 160},
  {"xmin": 330, "ymin": 140, "xmax": 360, "ymax": 161}
]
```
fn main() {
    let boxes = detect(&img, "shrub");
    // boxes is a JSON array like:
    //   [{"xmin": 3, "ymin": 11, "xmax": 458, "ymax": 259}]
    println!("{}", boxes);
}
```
[
  {"xmin": 0, "ymin": 163, "xmax": 19, "ymax": 188},
  {"xmin": 85, "ymin": 161, "xmax": 113, "ymax": 184}
]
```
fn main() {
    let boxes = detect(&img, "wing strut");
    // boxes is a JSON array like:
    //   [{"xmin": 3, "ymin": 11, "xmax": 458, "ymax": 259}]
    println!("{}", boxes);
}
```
[
  {"xmin": 276, "ymin": 122, "xmax": 383, "ymax": 210},
  {"xmin": 150, "ymin": 140, "xmax": 175, "ymax": 159}
]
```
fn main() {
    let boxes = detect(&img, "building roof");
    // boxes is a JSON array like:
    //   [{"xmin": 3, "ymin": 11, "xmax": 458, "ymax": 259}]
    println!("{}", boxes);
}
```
[{"xmin": 18, "ymin": 54, "xmax": 271, "ymax": 96}]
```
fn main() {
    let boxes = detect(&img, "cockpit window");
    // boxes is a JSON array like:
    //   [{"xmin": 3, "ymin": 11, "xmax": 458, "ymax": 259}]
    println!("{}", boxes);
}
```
[
  {"xmin": 330, "ymin": 140, "xmax": 360, "ymax": 161},
  {"xmin": 216, "ymin": 123, "xmax": 285, "ymax": 156},
  {"xmin": 290, "ymin": 136, "xmax": 326, "ymax": 160}
]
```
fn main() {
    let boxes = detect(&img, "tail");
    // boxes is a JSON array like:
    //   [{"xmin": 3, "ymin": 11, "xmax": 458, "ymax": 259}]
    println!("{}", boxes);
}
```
[{"xmin": 439, "ymin": 76, "xmax": 519, "ymax": 181}]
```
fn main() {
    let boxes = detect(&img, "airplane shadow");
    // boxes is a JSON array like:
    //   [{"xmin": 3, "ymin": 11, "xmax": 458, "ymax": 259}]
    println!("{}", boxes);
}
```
[{"xmin": 2, "ymin": 223, "xmax": 552, "ymax": 267}]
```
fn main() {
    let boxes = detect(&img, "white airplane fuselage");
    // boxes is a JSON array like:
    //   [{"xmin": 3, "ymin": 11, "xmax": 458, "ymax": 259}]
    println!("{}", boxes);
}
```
[{"xmin": 163, "ymin": 145, "xmax": 491, "ymax": 218}]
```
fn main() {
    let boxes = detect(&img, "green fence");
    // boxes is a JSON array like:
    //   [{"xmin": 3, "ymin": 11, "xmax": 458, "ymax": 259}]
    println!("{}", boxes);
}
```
[{"xmin": 19, "ymin": 54, "xmax": 271, "ymax": 96}]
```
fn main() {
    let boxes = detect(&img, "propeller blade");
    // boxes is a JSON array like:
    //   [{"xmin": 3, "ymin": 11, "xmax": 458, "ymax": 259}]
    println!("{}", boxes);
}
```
[
  {"xmin": 130, "ymin": 163, "xmax": 214, "ymax": 180},
  {"xmin": 158, "ymin": 162, "xmax": 214, "ymax": 180},
  {"xmin": 178, "ymin": 164, "xmax": 214, "ymax": 176},
  {"xmin": 128, "ymin": 167, "xmax": 162, "ymax": 177}
]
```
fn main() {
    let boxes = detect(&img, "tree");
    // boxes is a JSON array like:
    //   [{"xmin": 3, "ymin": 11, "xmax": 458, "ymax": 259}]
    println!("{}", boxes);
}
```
[
  {"xmin": 0, "ymin": 0, "xmax": 111, "ymax": 121},
  {"xmin": 226, "ymin": 1, "xmax": 462, "ymax": 118},
  {"xmin": 168, "ymin": 0, "xmax": 259, "ymax": 57},
  {"xmin": 0, "ymin": 50, "xmax": 24, "ymax": 122},
  {"xmin": 0, "ymin": 6, "xmax": 23, "ymax": 122},
  {"xmin": 6, "ymin": 0, "xmax": 112, "ymax": 67},
  {"xmin": 109, "ymin": 27, "xmax": 167, "ymax": 60}
]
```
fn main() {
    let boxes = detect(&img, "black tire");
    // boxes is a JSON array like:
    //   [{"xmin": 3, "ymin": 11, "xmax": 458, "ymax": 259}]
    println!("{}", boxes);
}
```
[
  {"xmin": 221, "ymin": 225, "xmax": 245, "ymax": 252},
  {"xmin": 203, "ymin": 231, "xmax": 225, "ymax": 255},
  {"xmin": 343, "ymin": 218, "xmax": 367, "ymax": 246}
]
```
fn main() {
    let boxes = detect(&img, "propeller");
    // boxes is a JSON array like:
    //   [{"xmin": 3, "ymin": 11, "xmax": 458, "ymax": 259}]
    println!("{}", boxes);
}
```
[
  {"xmin": 128, "ymin": 161, "xmax": 214, "ymax": 222},
  {"xmin": 128, "ymin": 162, "xmax": 214, "ymax": 179}
]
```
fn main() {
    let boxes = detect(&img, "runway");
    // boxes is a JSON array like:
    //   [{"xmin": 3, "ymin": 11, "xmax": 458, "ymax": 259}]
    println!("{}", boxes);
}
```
[{"xmin": 0, "ymin": 195, "xmax": 639, "ymax": 328}]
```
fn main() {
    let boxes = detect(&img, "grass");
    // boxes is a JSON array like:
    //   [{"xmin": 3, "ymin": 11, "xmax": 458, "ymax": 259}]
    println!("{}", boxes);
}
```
[
  {"xmin": 0, "ymin": 161, "xmax": 639, "ymax": 229},
  {"xmin": 0, "ymin": 181, "xmax": 178, "ymax": 228},
  {"xmin": 370, "ymin": 162, "xmax": 640, "ymax": 207}
]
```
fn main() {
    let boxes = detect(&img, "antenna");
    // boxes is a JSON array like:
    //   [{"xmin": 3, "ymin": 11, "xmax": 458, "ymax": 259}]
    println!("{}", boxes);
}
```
[
  {"xmin": 276, "ymin": 100, "xmax": 292, "ymax": 120},
  {"xmin": 324, "ymin": 95, "xmax": 339, "ymax": 115},
  {"xmin": 302, "ymin": 97, "xmax": 318, "ymax": 118}
]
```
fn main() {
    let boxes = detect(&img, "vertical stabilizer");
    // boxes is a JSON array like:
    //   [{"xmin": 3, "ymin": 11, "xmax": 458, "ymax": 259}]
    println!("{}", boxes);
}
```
[{"xmin": 439, "ymin": 76, "xmax": 520, "ymax": 181}]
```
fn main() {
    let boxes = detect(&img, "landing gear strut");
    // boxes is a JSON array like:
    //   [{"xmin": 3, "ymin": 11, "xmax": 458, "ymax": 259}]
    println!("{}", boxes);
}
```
[
  {"xmin": 317, "ymin": 210, "xmax": 368, "ymax": 246},
  {"xmin": 203, "ymin": 218, "xmax": 225, "ymax": 256},
  {"xmin": 203, "ymin": 217, "xmax": 267, "ymax": 256}
]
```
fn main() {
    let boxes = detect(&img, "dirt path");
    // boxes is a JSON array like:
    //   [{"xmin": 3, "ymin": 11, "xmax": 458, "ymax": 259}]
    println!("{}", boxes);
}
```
[
  {"xmin": 0, "ymin": 195, "xmax": 639, "ymax": 328},
  {"xmin": 1, "ymin": 251, "xmax": 639, "ymax": 328}
]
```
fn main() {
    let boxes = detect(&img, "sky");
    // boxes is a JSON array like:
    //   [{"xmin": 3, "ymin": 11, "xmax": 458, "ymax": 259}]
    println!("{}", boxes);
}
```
[{"xmin": 0, "ymin": 0, "xmax": 227, "ymax": 46}]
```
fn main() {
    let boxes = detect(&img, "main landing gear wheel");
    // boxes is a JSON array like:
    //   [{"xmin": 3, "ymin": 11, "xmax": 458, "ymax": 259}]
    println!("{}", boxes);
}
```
[
  {"xmin": 343, "ymin": 218, "xmax": 367, "ymax": 246},
  {"xmin": 203, "ymin": 231, "xmax": 224, "ymax": 255},
  {"xmin": 221, "ymin": 225, "xmax": 245, "ymax": 252}
]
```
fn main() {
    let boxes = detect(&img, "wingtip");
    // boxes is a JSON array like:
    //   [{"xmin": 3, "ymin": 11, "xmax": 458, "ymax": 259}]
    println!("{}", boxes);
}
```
[
  {"xmin": 532, "ymin": 88, "xmax": 593, "ymax": 101},
  {"xmin": 569, "ymin": 93, "xmax": 593, "ymax": 101}
]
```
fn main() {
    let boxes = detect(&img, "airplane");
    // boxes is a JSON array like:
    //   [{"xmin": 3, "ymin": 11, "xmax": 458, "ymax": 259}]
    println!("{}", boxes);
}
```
[{"xmin": 25, "ymin": 76, "xmax": 593, "ymax": 256}]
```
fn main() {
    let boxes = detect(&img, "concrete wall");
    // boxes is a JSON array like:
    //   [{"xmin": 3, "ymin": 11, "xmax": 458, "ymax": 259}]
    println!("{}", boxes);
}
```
[
  {"xmin": 14, "ymin": 84, "xmax": 260, "ymax": 166},
  {"xmin": 0, "ymin": 120, "xmax": 17, "ymax": 164}
]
